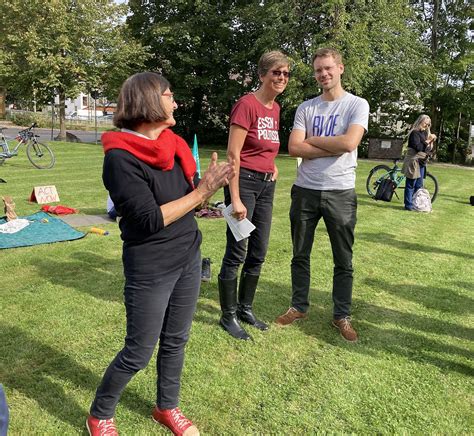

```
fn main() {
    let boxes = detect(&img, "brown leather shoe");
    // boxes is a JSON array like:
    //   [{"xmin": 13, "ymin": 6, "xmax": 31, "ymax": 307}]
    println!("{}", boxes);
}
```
[
  {"xmin": 332, "ymin": 317, "xmax": 358, "ymax": 342},
  {"xmin": 275, "ymin": 307, "xmax": 308, "ymax": 326}
]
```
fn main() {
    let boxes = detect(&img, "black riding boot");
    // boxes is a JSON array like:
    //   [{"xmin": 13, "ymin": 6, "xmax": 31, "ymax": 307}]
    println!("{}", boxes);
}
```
[
  {"xmin": 218, "ymin": 275, "xmax": 251, "ymax": 340},
  {"xmin": 237, "ymin": 272, "xmax": 269, "ymax": 331}
]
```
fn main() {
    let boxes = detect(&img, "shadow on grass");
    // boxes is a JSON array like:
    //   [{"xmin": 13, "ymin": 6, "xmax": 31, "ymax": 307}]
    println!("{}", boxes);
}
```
[
  {"xmin": 357, "ymin": 197, "xmax": 405, "ymax": 210},
  {"xmin": 358, "ymin": 231, "xmax": 474, "ymax": 260},
  {"xmin": 0, "ymin": 160, "xmax": 33, "ymax": 170},
  {"xmin": 31, "ymin": 251, "xmax": 124, "ymax": 303},
  {"xmin": 365, "ymin": 277, "xmax": 474, "ymax": 316},
  {"xmin": 454, "ymin": 281, "xmax": 474, "ymax": 292},
  {"xmin": 437, "ymin": 193, "xmax": 472, "ymax": 204},
  {"xmin": 196, "ymin": 277, "xmax": 474, "ymax": 377},
  {"xmin": 0, "ymin": 324, "xmax": 152, "ymax": 431}
]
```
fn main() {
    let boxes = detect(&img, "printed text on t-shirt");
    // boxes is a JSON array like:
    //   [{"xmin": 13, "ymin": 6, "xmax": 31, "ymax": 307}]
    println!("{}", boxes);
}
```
[
  {"xmin": 257, "ymin": 117, "xmax": 279, "ymax": 142},
  {"xmin": 312, "ymin": 114, "xmax": 340, "ymax": 137}
]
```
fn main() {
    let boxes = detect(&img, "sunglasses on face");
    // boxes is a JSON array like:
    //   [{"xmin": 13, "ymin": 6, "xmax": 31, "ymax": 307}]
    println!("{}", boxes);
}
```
[{"xmin": 271, "ymin": 70, "xmax": 290, "ymax": 78}]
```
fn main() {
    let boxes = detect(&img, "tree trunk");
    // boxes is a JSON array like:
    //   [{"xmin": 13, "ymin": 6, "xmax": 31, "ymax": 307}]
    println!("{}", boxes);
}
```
[
  {"xmin": 431, "ymin": 0, "xmax": 439, "ymax": 58},
  {"xmin": 0, "ymin": 87, "xmax": 5, "ymax": 120},
  {"xmin": 429, "ymin": 0, "xmax": 440, "ymax": 153},
  {"xmin": 56, "ymin": 89, "xmax": 67, "ymax": 141},
  {"xmin": 456, "ymin": 112, "xmax": 462, "ymax": 139},
  {"xmin": 190, "ymin": 88, "xmax": 204, "ymax": 141}
]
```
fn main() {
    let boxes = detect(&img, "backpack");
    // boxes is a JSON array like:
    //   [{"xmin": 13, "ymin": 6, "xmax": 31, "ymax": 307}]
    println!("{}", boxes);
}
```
[
  {"xmin": 375, "ymin": 179, "xmax": 396, "ymax": 202},
  {"xmin": 413, "ymin": 188, "xmax": 432, "ymax": 212}
]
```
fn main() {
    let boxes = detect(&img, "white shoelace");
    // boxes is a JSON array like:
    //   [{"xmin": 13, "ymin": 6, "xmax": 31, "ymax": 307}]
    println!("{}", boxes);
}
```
[
  {"xmin": 97, "ymin": 418, "xmax": 117, "ymax": 435},
  {"xmin": 171, "ymin": 408, "xmax": 191, "ymax": 430},
  {"xmin": 338, "ymin": 317, "xmax": 352, "ymax": 329}
]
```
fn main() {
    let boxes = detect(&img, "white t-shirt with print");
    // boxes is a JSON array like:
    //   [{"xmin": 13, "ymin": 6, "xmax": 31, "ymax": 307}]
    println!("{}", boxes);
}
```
[{"xmin": 293, "ymin": 92, "xmax": 369, "ymax": 190}]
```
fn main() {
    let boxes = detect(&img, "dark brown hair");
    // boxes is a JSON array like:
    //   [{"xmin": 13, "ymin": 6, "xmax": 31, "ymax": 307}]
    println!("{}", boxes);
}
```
[{"xmin": 114, "ymin": 72, "xmax": 171, "ymax": 130}]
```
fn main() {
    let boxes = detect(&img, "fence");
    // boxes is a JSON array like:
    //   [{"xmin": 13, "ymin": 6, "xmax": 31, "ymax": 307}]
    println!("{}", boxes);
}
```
[{"xmin": 6, "ymin": 109, "xmax": 113, "ymax": 128}]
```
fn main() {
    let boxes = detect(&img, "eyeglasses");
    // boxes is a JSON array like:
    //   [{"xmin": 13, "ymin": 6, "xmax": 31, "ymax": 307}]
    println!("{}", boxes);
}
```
[
  {"xmin": 271, "ymin": 70, "xmax": 290, "ymax": 78},
  {"xmin": 162, "ymin": 92, "xmax": 175, "ymax": 102}
]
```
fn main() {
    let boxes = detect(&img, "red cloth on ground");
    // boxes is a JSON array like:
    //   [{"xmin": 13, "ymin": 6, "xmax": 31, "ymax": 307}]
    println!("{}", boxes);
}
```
[
  {"xmin": 41, "ymin": 205, "xmax": 78, "ymax": 215},
  {"xmin": 101, "ymin": 129, "xmax": 196, "ymax": 188}
]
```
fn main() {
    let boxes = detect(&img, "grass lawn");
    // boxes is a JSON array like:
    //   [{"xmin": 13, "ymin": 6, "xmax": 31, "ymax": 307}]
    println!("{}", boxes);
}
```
[{"xmin": 1, "ymin": 141, "xmax": 473, "ymax": 435}]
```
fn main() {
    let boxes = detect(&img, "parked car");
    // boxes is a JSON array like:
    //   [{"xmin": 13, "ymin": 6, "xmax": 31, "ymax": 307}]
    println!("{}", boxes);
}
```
[{"xmin": 65, "ymin": 112, "xmax": 89, "ymax": 120}]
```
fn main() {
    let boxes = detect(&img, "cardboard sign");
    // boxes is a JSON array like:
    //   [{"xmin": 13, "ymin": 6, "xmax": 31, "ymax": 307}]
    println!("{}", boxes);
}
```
[{"xmin": 29, "ymin": 185, "xmax": 60, "ymax": 204}]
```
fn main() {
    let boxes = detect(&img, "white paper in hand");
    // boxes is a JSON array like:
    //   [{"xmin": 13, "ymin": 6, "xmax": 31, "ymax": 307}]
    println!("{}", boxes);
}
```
[{"xmin": 223, "ymin": 204, "xmax": 256, "ymax": 242}]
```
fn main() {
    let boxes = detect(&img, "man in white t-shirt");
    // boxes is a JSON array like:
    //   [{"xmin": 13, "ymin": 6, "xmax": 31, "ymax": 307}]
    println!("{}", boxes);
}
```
[{"xmin": 275, "ymin": 48, "xmax": 369, "ymax": 342}]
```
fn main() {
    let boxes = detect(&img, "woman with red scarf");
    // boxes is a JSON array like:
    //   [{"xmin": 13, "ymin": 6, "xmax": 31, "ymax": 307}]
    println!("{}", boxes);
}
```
[{"xmin": 87, "ymin": 72, "xmax": 234, "ymax": 436}]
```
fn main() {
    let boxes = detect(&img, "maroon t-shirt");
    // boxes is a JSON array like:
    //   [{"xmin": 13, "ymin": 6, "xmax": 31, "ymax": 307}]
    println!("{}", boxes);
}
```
[{"xmin": 230, "ymin": 93, "xmax": 281, "ymax": 173}]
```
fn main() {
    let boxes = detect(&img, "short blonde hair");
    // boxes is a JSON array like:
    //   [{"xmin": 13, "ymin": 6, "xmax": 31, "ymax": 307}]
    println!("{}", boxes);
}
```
[
  {"xmin": 114, "ymin": 72, "xmax": 171, "ymax": 130},
  {"xmin": 312, "ymin": 48, "xmax": 343, "ymax": 65},
  {"xmin": 257, "ymin": 50, "xmax": 289, "ymax": 76}
]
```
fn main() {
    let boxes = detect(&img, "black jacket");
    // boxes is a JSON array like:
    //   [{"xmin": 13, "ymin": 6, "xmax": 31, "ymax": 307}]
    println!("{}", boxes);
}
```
[{"xmin": 103, "ymin": 149, "xmax": 201, "ymax": 278}]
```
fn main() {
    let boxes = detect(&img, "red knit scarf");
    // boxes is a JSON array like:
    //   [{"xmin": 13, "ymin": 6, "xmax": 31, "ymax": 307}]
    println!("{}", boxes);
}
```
[{"xmin": 102, "ymin": 129, "xmax": 196, "ymax": 187}]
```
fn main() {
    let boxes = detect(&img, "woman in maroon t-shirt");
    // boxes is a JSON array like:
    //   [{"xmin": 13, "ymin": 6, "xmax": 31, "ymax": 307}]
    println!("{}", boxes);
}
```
[{"xmin": 218, "ymin": 51, "xmax": 290, "ymax": 340}]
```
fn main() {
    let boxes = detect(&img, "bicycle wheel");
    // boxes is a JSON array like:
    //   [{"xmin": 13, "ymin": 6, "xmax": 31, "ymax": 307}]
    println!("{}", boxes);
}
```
[
  {"xmin": 26, "ymin": 141, "xmax": 55, "ymax": 169},
  {"xmin": 366, "ymin": 164, "xmax": 391, "ymax": 197},
  {"xmin": 424, "ymin": 172, "xmax": 439, "ymax": 203}
]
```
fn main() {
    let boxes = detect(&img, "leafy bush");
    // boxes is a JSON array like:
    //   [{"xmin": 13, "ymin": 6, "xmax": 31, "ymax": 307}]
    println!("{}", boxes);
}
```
[
  {"xmin": 436, "ymin": 137, "xmax": 470, "ymax": 164},
  {"xmin": 7, "ymin": 111, "xmax": 48, "ymax": 128}
]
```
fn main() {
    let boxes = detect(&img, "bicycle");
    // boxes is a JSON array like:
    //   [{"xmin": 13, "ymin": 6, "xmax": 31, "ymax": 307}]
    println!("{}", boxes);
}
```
[
  {"xmin": 0, "ymin": 123, "xmax": 55, "ymax": 169},
  {"xmin": 366, "ymin": 158, "xmax": 439, "ymax": 203}
]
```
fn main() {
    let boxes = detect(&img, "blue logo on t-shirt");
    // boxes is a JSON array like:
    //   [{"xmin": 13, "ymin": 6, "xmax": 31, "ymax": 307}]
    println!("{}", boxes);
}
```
[{"xmin": 312, "ymin": 114, "xmax": 339, "ymax": 137}]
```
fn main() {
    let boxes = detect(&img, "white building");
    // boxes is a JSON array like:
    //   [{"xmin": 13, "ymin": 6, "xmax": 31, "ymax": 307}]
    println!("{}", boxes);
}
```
[{"xmin": 55, "ymin": 93, "xmax": 114, "ymax": 119}]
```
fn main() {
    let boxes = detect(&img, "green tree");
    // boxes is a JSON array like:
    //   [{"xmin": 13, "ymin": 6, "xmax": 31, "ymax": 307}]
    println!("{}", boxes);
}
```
[
  {"xmin": 126, "ymin": 0, "xmax": 471, "ymax": 162},
  {"xmin": 127, "ymin": 0, "xmax": 430, "ymax": 148},
  {"xmin": 225, "ymin": 0, "xmax": 429, "ymax": 147},
  {"xmin": 0, "ymin": 0, "xmax": 148, "ymax": 139},
  {"xmin": 411, "ymin": 0, "xmax": 473, "ymax": 161},
  {"xmin": 128, "ymin": 0, "xmax": 249, "ymax": 142}
]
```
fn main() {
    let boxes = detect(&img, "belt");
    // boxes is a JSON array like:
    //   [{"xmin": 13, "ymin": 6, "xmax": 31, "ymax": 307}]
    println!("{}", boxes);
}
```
[{"xmin": 240, "ymin": 167, "xmax": 273, "ymax": 182}]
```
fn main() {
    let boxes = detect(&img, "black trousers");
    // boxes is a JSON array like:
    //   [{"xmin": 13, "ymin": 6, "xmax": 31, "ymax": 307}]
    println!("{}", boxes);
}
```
[
  {"xmin": 90, "ymin": 250, "xmax": 201, "ymax": 419},
  {"xmin": 219, "ymin": 170, "xmax": 276, "ymax": 280},
  {"xmin": 289, "ymin": 185, "xmax": 357, "ymax": 318}
]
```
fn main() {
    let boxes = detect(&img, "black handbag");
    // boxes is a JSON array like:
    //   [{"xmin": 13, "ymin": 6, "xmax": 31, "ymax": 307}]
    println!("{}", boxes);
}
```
[{"xmin": 375, "ymin": 178, "xmax": 396, "ymax": 202}]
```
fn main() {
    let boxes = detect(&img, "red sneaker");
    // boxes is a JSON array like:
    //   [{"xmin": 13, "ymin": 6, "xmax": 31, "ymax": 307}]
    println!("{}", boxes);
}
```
[
  {"xmin": 152, "ymin": 406, "xmax": 199, "ymax": 436},
  {"xmin": 86, "ymin": 415, "xmax": 119, "ymax": 436}
]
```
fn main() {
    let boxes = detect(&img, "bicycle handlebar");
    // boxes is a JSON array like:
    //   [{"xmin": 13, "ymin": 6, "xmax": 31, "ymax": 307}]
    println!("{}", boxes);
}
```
[{"xmin": 18, "ymin": 123, "xmax": 37, "ymax": 135}]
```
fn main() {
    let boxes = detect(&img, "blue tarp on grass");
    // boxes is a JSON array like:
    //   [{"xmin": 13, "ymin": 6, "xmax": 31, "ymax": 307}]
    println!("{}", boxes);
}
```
[{"xmin": 0, "ymin": 211, "xmax": 85, "ymax": 249}]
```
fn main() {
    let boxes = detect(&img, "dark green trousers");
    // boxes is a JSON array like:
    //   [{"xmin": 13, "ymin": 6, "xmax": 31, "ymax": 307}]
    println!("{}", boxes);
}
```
[{"xmin": 289, "ymin": 185, "xmax": 357, "ymax": 319}]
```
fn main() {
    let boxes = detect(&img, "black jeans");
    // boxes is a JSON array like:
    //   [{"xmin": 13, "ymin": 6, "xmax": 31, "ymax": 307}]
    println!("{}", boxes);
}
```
[
  {"xmin": 289, "ymin": 185, "xmax": 357, "ymax": 319},
  {"xmin": 90, "ymin": 250, "xmax": 201, "ymax": 419},
  {"xmin": 219, "ymin": 169, "xmax": 276, "ymax": 280}
]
